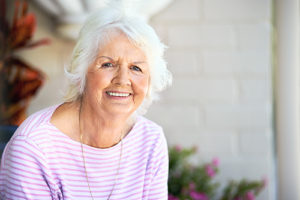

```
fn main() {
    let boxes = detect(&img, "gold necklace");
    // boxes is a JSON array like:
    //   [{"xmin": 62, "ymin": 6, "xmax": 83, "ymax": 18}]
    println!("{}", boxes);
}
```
[{"xmin": 79, "ymin": 104, "xmax": 123, "ymax": 200}]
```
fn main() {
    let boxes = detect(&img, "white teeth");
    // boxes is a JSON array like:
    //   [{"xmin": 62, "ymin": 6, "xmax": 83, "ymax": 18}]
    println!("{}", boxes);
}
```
[{"xmin": 107, "ymin": 92, "xmax": 130, "ymax": 97}]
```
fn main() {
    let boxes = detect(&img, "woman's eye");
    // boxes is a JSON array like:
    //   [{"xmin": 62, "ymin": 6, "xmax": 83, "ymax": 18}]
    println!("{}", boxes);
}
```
[
  {"xmin": 131, "ymin": 65, "xmax": 142, "ymax": 72},
  {"xmin": 102, "ymin": 63, "xmax": 114, "ymax": 68}
]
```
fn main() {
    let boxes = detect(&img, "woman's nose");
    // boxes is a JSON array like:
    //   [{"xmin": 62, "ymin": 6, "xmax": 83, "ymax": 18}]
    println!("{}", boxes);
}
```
[{"xmin": 112, "ymin": 66, "xmax": 131, "ymax": 86}]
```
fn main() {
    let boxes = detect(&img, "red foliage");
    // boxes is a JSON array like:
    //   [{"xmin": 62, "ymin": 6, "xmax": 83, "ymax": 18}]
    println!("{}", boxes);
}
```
[{"xmin": 0, "ymin": 0, "xmax": 50, "ymax": 125}]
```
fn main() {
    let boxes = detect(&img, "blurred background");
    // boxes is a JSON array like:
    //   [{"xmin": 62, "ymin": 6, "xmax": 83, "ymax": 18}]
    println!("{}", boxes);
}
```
[{"xmin": 1, "ymin": 0, "xmax": 300, "ymax": 199}]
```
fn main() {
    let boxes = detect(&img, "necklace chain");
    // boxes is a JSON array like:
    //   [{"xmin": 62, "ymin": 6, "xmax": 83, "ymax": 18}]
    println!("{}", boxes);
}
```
[{"xmin": 79, "ymin": 103, "xmax": 124, "ymax": 200}]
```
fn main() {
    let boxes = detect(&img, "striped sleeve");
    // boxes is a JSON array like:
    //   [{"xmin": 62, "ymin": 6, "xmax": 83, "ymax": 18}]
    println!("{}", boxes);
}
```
[
  {"xmin": 147, "ymin": 129, "xmax": 169, "ymax": 200},
  {"xmin": 0, "ymin": 136, "xmax": 59, "ymax": 200}
]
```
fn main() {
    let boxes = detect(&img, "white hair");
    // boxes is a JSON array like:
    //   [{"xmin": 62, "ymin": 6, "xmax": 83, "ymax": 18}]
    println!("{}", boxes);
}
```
[{"xmin": 64, "ymin": 5, "xmax": 172, "ymax": 114}]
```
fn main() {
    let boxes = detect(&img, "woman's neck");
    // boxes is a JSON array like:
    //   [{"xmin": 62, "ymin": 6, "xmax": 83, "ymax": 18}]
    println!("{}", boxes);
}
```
[{"xmin": 78, "ymin": 99, "xmax": 134, "ymax": 148}]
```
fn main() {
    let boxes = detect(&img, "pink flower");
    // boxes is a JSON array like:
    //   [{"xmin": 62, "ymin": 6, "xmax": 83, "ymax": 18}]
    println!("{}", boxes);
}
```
[
  {"xmin": 168, "ymin": 194, "xmax": 179, "ymax": 200},
  {"xmin": 205, "ymin": 164, "xmax": 215, "ymax": 177},
  {"xmin": 175, "ymin": 145, "xmax": 182, "ymax": 152},
  {"xmin": 245, "ymin": 191, "xmax": 255, "ymax": 200},
  {"xmin": 190, "ymin": 191, "xmax": 208, "ymax": 200},
  {"xmin": 212, "ymin": 157, "xmax": 219, "ymax": 167}
]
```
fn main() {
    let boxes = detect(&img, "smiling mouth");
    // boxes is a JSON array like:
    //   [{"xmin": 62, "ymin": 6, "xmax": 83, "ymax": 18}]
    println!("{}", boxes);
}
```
[{"xmin": 106, "ymin": 91, "xmax": 132, "ymax": 97}]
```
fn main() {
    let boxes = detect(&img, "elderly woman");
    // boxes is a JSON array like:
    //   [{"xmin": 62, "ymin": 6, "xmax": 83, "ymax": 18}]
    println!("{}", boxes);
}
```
[{"xmin": 0, "ymin": 5, "xmax": 172, "ymax": 200}]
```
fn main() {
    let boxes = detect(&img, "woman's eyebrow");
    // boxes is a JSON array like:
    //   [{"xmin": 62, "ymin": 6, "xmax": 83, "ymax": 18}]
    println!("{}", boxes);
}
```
[
  {"xmin": 133, "ymin": 61, "xmax": 146, "ymax": 65},
  {"xmin": 98, "ymin": 56, "xmax": 146, "ymax": 64},
  {"xmin": 97, "ymin": 56, "xmax": 114, "ymax": 61}
]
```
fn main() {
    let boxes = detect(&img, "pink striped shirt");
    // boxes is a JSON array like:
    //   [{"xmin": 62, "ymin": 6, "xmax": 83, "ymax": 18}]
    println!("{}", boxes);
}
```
[{"xmin": 0, "ymin": 105, "xmax": 168, "ymax": 200}]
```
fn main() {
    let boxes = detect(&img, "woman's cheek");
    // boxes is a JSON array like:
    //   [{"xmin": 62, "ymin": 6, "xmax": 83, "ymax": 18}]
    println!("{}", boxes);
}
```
[{"xmin": 137, "ymin": 77, "xmax": 149, "ymax": 96}]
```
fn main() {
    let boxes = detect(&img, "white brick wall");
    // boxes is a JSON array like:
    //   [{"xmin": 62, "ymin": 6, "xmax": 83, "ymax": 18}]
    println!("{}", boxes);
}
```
[
  {"xmin": 237, "ymin": 23, "xmax": 272, "ymax": 52},
  {"xmin": 154, "ymin": 0, "xmax": 202, "ymax": 22},
  {"xmin": 203, "ymin": 0, "xmax": 271, "ymax": 21},
  {"xmin": 161, "ymin": 78, "xmax": 238, "ymax": 103},
  {"xmin": 148, "ymin": 0, "xmax": 274, "ymax": 199},
  {"xmin": 202, "ymin": 50, "xmax": 270, "ymax": 77},
  {"xmin": 205, "ymin": 105, "xmax": 271, "ymax": 129},
  {"xmin": 167, "ymin": 24, "xmax": 236, "ymax": 48}
]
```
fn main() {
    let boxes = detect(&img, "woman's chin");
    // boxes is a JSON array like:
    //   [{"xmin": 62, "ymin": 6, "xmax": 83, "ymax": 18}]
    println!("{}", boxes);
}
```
[{"xmin": 103, "ymin": 104, "xmax": 135, "ymax": 117}]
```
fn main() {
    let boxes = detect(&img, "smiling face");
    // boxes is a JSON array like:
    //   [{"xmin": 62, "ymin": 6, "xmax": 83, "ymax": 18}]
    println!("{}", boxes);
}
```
[{"xmin": 83, "ymin": 33, "xmax": 150, "ymax": 118}]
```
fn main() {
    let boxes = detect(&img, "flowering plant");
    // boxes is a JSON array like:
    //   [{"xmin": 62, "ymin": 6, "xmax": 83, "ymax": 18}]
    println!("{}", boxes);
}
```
[
  {"xmin": 168, "ymin": 146, "xmax": 266, "ymax": 200},
  {"xmin": 220, "ymin": 179, "xmax": 266, "ymax": 200}
]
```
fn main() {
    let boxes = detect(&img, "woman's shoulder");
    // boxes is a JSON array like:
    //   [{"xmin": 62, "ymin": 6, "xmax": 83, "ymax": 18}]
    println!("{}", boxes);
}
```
[
  {"xmin": 132, "ymin": 116, "xmax": 166, "ymax": 144},
  {"xmin": 13, "ymin": 104, "xmax": 60, "ymax": 139},
  {"xmin": 131, "ymin": 116, "xmax": 168, "ymax": 156},
  {"xmin": 136, "ymin": 116, "xmax": 163, "ymax": 132},
  {"xmin": 2, "ymin": 105, "xmax": 61, "ymax": 163}
]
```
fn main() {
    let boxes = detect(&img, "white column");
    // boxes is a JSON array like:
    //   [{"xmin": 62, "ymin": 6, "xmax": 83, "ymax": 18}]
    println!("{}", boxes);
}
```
[{"xmin": 275, "ymin": 0, "xmax": 300, "ymax": 199}]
